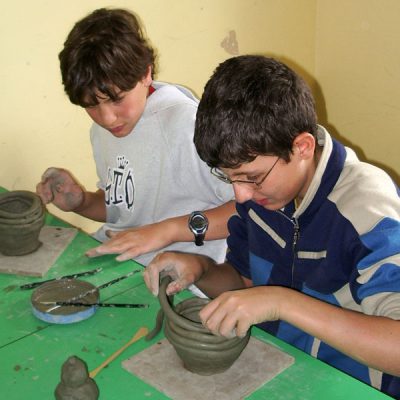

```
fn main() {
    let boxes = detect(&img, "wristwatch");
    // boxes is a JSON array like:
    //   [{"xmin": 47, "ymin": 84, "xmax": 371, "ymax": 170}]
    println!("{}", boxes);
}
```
[{"xmin": 188, "ymin": 211, "xmax": 209, "ymax": 246}]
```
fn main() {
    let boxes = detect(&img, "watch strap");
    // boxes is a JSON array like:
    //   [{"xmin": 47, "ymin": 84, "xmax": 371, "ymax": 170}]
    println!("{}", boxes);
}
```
[{"xmin": 194, "ymin": 233, "xmax": 205, "ymax": 246}]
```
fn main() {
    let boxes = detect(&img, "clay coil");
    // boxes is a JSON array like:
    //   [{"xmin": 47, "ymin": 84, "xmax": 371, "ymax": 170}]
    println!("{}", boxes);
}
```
[{"xmin": 157, "ymin": 276, "xmax": 250, "ymax": 375}]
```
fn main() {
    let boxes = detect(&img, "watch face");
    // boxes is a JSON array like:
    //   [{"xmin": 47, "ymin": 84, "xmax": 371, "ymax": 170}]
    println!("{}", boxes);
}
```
[
  {"xmin": 191, "ymin": 215, "xmax": 206, "ymax": 231},
  {"xmin": 189, "ymin": 212, "xmax": 208, "ymax": 246}
]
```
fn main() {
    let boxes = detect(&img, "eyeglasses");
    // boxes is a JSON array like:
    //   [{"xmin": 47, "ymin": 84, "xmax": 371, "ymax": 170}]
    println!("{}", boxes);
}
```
[{"xmin": 210, "ymin": 157, "xmax": 280, "ymax": 188}]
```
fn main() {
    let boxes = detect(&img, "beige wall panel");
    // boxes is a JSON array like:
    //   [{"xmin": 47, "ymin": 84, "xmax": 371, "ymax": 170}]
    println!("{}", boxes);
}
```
[
  {"xmin": 315, "ymin": 0, "xmax": 400, "ymax": 183},
  {"xmin": 0, "ymin": 0, "xmax": 315, "ymax": 233}
]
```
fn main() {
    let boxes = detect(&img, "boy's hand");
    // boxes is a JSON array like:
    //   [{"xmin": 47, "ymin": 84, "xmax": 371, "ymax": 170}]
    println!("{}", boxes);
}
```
[
  {"xmin": 85, "ymin": 221, "xmax": 174, "ymax": 261},
  {"xmin": 199, "ymin": 286, "xmax": 282, "ymax": 338},
  {"xmin": 36, "ymin": 167, "xmax": 84, "ymax": 211},
  {"xmin": 143, "ymin": 251, "xmax": 207, "ymax": 296}
]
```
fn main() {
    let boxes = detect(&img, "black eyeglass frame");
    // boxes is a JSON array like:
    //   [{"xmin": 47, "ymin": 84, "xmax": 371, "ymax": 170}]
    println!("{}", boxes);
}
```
[{"xmin": 210, "ymin": 157, "xmax": 280, "ymax": 188}]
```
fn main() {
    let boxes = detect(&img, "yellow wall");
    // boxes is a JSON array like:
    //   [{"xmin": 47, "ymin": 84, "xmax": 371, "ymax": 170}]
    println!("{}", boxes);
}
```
[
  {"xmin": 315, "ymin": 0, "xmax": 400, "ymax": 182},
  {"xmin": 0, "ymin": 0, "xmax": 398, "ymax": 234}
]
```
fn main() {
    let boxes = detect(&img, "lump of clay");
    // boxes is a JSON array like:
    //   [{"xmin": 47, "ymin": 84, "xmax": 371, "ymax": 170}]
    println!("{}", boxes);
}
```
[{"xmin": 55, "ymin": 356, "xmax": 99, "ymax": 400}]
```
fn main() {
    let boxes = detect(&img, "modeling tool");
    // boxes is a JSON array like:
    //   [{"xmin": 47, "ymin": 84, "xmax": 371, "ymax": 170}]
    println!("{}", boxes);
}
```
[
  {"xmin": 45, "ymin": 269, "xmax": 142, "ymax": 312},
  {"xmin": 49, "ymin": 301, "xmax": 149, "ymax": 308},
  {"xmin": 20, "ymin": 267, "xmax": 103, "ymax": 290},
  {"xmin": 89, "ymin": 326, "xmax": 149, "ymax": 378}
]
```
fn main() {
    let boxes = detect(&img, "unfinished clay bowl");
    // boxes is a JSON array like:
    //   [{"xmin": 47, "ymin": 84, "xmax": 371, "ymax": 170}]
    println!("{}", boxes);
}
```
[
  {"xmin": 0, "ymin": 190, "xmax": 45, "ymax": 256},
  {"xmin": 158, "ymin": 277, "xmax": 250, "ymax": 375}
]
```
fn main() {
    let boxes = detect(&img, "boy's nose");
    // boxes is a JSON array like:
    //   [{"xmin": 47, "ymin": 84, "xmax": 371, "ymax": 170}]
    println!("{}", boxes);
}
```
[
  {"xmin": 233, "ymin": 183, "xmax": 254, "ymax": 203},
  {"xmin": 99, "ymin": 105, "xmax": 117, "ymax": 126}
]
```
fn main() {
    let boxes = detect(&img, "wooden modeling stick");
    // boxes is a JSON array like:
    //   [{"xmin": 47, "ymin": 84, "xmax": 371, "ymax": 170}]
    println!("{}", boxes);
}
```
[{"xmin": 89, "ymin": 326, "xmax": 149, "ymax": 379}]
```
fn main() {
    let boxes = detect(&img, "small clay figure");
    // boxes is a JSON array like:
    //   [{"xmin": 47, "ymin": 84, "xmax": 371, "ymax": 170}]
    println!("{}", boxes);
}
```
[{"xmin": 55, "ymin": 356, "xmax": 99, "ymax": 400}]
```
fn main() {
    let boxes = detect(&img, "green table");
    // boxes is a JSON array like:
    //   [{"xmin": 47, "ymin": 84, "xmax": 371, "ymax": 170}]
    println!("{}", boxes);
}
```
[{"xmin": 0, "ymin": 202, "xmax": 391, "ymax": 399}]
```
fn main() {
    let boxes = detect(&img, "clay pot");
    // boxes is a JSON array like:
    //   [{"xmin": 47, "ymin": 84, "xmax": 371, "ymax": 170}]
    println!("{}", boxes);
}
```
[
  {"xmin": 158, "ymin": 277, "xmax": 250, "ymax": 375},
  {"xmin": 0, "ymin": 190, "xmax": 45, "ymax": 256}
]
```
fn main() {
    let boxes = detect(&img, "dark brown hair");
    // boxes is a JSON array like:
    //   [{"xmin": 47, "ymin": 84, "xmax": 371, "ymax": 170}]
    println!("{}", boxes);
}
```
[
  {"xmin": 194, "ymin": 55, "xmax": 317, "ymax": 168},
  {"xmin": 59, "ymin": 8, "xmax": 156, "ymax": 107}
]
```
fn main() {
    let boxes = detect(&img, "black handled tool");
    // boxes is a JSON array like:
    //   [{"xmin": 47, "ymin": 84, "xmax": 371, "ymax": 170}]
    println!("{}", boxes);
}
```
[
  {"xmin": 66, "ymin": 269, "xmax": 142, "ymax": 303},
  {"xmin": 51, "ymin": 302, "xmax": 149, "ymax": 308},
  {"xmin": 19, "ymin": 267, "xmax": 103, "ymax": 290},
  {"xmin": 43, "ymin": 269, "xmax": 143, "ymax": 312}
]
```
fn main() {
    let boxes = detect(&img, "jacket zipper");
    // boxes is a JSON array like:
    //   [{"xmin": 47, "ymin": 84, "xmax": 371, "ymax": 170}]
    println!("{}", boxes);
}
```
[
  {"xmin": 276, "ymin": 210, "xmax": 300, "ymax": 287},
  {"xmin": 291, "ymin": 218, "xmax": 300, "ymax": 287}
]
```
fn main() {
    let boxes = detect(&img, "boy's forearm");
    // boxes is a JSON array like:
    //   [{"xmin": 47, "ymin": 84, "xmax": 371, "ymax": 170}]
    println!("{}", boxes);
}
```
[
  {"xmin": 73, "ymin": 189, "xmax": 106, "ymax": 222},
  {"xmin": 196, "ymin": 261, "xmax": 248, "ymax": 299},
  {"xmin": 279, "ymin": 288, "xmax": 400, "ymax": 376},
  {"xmin": 164, "ymin": 200, "xmax": 236, "ymax": 243},
  {"xmin": 203, "ymin": 200, "xmax": 236, "ymax": 239}
]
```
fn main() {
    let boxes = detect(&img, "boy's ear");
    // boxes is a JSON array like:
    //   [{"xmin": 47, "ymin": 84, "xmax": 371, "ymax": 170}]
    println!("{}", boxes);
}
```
[
  {"xmin": 143, "ymin": 65, "xmax": 153, "ymax": 86},
  {"xmin": 293, "ymin": 132, "xmax": 316, "ymax": 160}
]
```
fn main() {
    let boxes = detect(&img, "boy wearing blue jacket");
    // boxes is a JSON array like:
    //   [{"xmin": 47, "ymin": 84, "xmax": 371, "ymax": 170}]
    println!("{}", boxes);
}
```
[{"xmin": 144, "ymin": 55, "xmax": 400, "ymax": 398}]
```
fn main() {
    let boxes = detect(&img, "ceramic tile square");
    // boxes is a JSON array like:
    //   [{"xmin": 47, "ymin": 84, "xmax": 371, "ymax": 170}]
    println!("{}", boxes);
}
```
[
  {"xmin": 122, "ymin": 337, "xmax": 294, "ymax": 400},
  {"xmin": 0, "ymin": 226, "xmax": 77, "ymax": 277}
]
